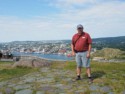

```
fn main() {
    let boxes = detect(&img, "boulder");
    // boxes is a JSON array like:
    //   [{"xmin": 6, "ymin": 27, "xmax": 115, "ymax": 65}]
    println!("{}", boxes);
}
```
[{"xmin": 12, "ymin": 58, "xmax": 51, "ymax": 68}]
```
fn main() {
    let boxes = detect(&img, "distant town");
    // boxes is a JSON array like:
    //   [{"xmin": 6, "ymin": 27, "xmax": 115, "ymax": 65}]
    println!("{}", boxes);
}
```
[
  {"xmin": 0, "ymin": 36, "xmax": 125, "ymax": 61},
  {"xmin": 0, "ymin": 40, "xmax": 96, "ymax": 57}
]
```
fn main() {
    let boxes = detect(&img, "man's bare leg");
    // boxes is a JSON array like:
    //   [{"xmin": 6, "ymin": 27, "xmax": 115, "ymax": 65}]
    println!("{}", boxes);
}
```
[
  {"xmin": 77, "ymin": 67, "xmax": 81, "ymax": 76},
  {"xmin": 86, "ymin": 67, "xmax": 91, "ymax": 77},
  {"xmin": 76, "ymin": 67, "xmax": 82, "ymax": 80},
  {"xmin": 86, "ymin": 67, "xmax": 93, "ymax": 83}
]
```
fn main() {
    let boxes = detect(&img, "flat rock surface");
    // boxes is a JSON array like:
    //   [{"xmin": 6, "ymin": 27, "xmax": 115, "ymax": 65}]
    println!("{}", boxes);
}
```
[{"xmin": 0, "ymin": 67, "xmax": 124, "ymax": 94}]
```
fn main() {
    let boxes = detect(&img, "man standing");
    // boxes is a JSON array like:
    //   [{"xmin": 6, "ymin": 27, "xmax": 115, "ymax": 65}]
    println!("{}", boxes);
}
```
[{"xmin": 71, "ymin": 24, "xmax": 93, "ymax": 83}]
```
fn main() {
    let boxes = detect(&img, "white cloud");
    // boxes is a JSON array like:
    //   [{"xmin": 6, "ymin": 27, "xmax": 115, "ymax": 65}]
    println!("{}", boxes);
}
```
[
  {"xmin": 0, "ymin": 0, "xmax": 125, "ymax": 42},
  {"xmin": 49, "ymin": 0, "xmax": 99, "ymax": 8},
  {"xmin": 52, "ymin": 0, "xmax": 125, "ymax": 37}
]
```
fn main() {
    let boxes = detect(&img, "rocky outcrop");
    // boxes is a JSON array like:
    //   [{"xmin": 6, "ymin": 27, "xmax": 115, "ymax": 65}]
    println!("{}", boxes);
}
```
[{"xmin": 12, "ymin": 56, "xmax": 52, "ymax": 68}]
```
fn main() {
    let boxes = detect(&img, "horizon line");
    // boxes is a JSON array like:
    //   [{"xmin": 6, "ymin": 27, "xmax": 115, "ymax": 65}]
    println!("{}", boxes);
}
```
[{"xmin": 0, "ymin": 35, "xmax": 125, "ymax": 43}]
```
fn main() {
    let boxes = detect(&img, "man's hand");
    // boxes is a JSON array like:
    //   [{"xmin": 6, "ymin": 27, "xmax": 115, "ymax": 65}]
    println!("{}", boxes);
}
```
[
  {"xmin": 72, "ymin": 51, "xmax": 75, "ymax": 56},
  {"xmin": 86, "ymin": 52, "xmax": 90, "ymax": 58}
]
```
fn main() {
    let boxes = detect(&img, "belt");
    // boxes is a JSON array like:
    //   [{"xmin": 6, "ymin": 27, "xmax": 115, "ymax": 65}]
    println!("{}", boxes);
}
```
[{"xmin": 75, "ymin": 50, "xmax": 87, "ymax": 53}]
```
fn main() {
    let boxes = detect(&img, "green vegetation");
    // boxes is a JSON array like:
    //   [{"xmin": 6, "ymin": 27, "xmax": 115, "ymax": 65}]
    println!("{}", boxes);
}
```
[
  {"xmin": 0, "ymin": 61, "xmax": 38, "ymax": 81},
  {"xmin": 0, "ymin": 61, "xmax": 125, "ymax": 93},
  {"xmin": 52, "ymin": 61, "xmax": 125, "ymax": 93},
  {"xmin": 92, "ymin": 48, "xmax": 125, "ymax": 59},
  {"xmin": 92, "ymin": 36, "xmax": 125, "ymax": 51}
]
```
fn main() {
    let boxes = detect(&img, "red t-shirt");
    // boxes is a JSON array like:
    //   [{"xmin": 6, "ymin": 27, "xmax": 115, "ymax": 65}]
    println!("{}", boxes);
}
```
[{"xmin": 72, "ymin": 32, "xmax": 92, "ymax": 51}]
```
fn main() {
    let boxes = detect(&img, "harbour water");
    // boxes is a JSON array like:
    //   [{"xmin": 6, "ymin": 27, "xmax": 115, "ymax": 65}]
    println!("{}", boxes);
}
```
[{"xmin": 12, "ymin": 52, "xmax": 74, "ymax": 61}]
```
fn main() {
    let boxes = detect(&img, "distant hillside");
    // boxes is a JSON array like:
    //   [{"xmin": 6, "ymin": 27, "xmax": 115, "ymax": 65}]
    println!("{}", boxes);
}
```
[
  {"xmin": 92, "ymin": 36, "xmax": 125, "ymax": 50},
  {"xmin": 0, "ymin": 36, "xmax": 125, "ymax": 51},
  {"xmin": 63, "ymin": 36, "xmax": 125, "ymax": 50}
]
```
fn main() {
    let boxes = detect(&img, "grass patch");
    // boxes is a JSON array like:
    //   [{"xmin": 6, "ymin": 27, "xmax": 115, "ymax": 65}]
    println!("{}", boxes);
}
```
[
  {"xmin": 51, "ymin": 61, "xmax": 125, "ymax": 93},
  {"xmin": 0, "ymin": 60, "xmax": 125, "ymax": 93},
  {"xmin": 0, "ymin": 61, "xmax": 38, "ymax": 81}
]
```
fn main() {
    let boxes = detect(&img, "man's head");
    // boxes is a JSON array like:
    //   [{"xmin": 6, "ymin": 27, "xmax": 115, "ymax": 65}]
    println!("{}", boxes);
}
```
[{"xmin": 77, "ymin": 24, "xmax": 84, "ymax": 34}]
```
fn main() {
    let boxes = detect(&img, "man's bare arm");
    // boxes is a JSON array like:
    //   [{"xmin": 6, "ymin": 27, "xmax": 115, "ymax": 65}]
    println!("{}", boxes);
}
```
[
  {"xmin": 71, "ymin": 44, "xmax": 75, "ymax": 56},
  {"xmin": 87, "ymin": 44, "xmax": 92, "ymax": 58}
]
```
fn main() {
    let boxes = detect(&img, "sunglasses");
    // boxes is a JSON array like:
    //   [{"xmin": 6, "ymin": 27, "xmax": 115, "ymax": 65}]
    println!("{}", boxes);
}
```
[{"xmin": 77, "ymin": 28, "xmax": 83, "ymax": 29}]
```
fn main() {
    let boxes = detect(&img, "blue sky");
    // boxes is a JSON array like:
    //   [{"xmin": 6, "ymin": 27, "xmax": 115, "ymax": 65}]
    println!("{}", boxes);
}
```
[{"xmin": 0, "ymin": 0, "xmax": 125, "ymax": 42}]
